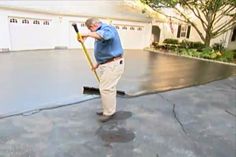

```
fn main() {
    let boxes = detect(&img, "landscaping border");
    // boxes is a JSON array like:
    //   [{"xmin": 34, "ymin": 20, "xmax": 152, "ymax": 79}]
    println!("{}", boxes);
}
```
[{"xmin": 145, "ymin": 47, "xmax": 236, "ymax": 67}]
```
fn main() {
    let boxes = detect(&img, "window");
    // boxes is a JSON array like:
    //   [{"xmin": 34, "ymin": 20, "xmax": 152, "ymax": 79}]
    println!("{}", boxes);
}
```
[
  {"xmin": 177, "ymin": 25, "xmax": 191, "ymax": 38},
  {"xmin": 137, "ymin": 27, "xmax": 142, "ymax": 31},
  {"xmin": 43, "ymin": 21, "xmax": 49, "ymax": 25},
  {"xmin": 231, "ymin": 28, "xmax": 236, "ymax": 42},
  {"xmin": 180, "ymin": 25, "xmax": 187, "ymax": 37},
  {"xmin": 115, "ymin": 25, "xmax": 120, "ymax": 29},
  {"xmin": 130, "ymin": 27, "xmax": 135, "ymax": 30},
  {"xmin": 33, "ymin": 20, "xmax": 40, "ymax": 24},
  {"xmin": 10, "ymin": 18, "xmax": 17, "ymax": 23},
  {"xmin": 81, "ymin": 23, "xmax": 85, "ymax": 27},
  {"xmin": 122, "ymin": 26, "xmax": 127, "ymax": 30},
  {"xmin": 22, "ymin": 19, "xmax": 29, "ymax": 24}
]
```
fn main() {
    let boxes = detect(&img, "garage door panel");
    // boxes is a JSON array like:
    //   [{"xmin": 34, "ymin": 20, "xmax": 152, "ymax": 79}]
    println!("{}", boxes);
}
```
[
  {"xmin": 118, "ymin": 28, "xmax": 144, "ymax": 49},
  {"xmin": 9, "ymin": 18, "xmax": 55, "ymax": 50}
]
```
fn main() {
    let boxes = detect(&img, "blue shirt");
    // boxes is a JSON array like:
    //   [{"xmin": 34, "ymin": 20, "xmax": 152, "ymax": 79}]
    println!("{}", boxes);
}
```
[{"xmin": 94, "ymin": 23, "xmax": 123, "ymax": 64}]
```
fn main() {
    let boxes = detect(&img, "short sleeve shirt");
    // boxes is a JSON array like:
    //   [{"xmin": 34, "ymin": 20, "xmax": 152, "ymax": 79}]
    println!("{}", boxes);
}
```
[{"xmin": 94, "ymin": 23, "xmax": 123, "ymax": 64}]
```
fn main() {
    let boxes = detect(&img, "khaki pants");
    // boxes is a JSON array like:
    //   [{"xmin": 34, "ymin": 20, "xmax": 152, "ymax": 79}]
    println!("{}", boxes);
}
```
[{"xmin": 98, "ymin": 58, "xmax": 124, "ymax": 116}]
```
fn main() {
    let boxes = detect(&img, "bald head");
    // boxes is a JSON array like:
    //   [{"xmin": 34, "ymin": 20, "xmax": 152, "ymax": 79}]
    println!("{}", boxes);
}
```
[
  {"xmin": 85, "ymin": 18, "xmax": 101, "ymax": 27},
  {"xmin": 85, "ymin": 18, "xmax": 102, "ymax": 32}
]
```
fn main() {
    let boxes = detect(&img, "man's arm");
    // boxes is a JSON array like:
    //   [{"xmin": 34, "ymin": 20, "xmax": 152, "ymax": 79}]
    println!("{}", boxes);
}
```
[
  {"xmin": 87, "ymin": 32, "xmax": 102, "ymax": 40},
  {"xmin": 81, "ymin": 32, "xmax": 102, "ymax": 40},
  {"xmin": 77, "ymin": 32, "xmax": 102, "ymax": 43}
]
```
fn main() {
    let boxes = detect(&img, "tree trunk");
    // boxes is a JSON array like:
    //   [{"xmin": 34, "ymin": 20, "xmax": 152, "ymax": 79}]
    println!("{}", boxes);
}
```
[{"xmin": 204, "ymin": 33, "xmax": 211, "ymax": 47}]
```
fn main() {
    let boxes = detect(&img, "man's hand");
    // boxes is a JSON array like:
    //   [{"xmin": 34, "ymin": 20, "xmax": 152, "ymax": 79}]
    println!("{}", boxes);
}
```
[
  {"xmin": 77, "ymin": 34, "xmax": 88, "ymax": 43},
  {"xmin": 91, "ymin": 63, "xmax": 99, "ymax": 71}
]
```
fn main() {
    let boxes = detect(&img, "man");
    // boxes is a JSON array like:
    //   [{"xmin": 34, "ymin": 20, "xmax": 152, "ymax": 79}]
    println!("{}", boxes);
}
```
[{"xmin": 78, "ymin": 17, "xmax": 124, "ymax": 122}]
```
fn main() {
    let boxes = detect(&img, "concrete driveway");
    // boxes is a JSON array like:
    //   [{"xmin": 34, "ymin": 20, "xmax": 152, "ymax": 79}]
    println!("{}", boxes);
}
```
[
  {"xmin": 0, "ymin": 49, "xmax": 235, "ymax": 117},
  {"xmin": 0, "ymin": 76, "xmax": 235, "ymax": 157},
  {"xmin": 0, "ymin": 49, "xmax": 235, "ymax": 157}
]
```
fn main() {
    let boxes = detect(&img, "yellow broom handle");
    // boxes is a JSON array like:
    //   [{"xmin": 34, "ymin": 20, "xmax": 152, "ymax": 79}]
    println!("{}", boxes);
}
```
[{"xmin": 77, "ymin": 33, "xmax": 100, "ymax": 82}]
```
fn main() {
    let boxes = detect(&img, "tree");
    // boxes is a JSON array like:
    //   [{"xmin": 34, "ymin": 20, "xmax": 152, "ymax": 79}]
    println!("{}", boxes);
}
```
[{"xmin": 140, "ymin": 0, "xmax": 236, "ymax": 46}]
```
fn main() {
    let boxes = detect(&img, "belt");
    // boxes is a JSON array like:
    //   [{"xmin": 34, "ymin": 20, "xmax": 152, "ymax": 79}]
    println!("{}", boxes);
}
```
[{"xmin": 100, "ymin": 55, "xmax": 123, "ymax": 64}]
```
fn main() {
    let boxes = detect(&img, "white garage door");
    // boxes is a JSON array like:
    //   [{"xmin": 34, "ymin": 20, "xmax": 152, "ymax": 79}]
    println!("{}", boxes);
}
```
[
  {"xmin": 116, "ymin": 24, "xmax": 145, "ymax": 49},
  {"xmin": 9, "ymin": 17, "xmax": 55, "ymax": 51}
]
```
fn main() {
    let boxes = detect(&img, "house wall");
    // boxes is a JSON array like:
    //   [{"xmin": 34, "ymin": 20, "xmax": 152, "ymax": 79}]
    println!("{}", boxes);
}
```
[
  {"xmin": 228, "ymin": 41, "xmax": 236, "ymax": 50},
  {"xmin": 0, "ymin": 8, "xmax": 152, "ymax": 51},
  {"xmin": 152, "ymin": 21, "xmax": 202, "ymax": 44},
  {"xmin": 225, "ymin": 29, "xmax": 236, "ymax": 50},
  {"xmin": 152, "ymin": 14, "xmax": 234, "ymax": 49},
  {"xmin": 210, "ymin": 30, "xmax": 233, "ymax": 49}
]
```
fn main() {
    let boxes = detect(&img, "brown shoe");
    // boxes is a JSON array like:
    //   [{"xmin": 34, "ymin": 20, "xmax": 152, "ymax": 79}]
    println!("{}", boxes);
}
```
[
  {"xmin": 96, "ymin": 111, "xmax": 103, "ymax": 116},
  {"xmin": 98, "ymin": 114, "xmax": 115, "ymax": 122}
]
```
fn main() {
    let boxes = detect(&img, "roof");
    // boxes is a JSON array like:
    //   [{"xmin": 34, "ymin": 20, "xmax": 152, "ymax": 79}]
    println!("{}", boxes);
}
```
[{"xmin": 0, "ymin": 0, "xmax": 152, "ymax": 22}]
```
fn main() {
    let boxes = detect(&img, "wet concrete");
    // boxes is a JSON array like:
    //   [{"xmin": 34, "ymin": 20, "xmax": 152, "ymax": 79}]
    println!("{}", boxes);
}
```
[
  {"xmin": 96, "ymin": 111, "xmax": 135, "ymax": 143},
  {"xmin": 0, "ymin": 76, "xmax": 235, "ymax": 157},
  {"xmin": 123, "ymin": 51, "xmax": 236, "ymax": 94},
  {"xmin": 0, "ymin": 49, "xmax": 235, "ymax": 117}
]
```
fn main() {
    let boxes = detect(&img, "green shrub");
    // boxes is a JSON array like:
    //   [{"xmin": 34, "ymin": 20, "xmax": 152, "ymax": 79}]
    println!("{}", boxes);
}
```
[
  {"xmin": 212, "ymin": 43, "xmax": 225, "ymax": 52},
  {"xmin": 192, "ymin": 42, "xmax": 205, "ymax": 50},
  {"xmin": 180, "ymin": 40, "xmax": 205, "ymax": 50},
  {"xmin": 151, "ymin": 41, "xmax": 159, "ymax": 49},
  {"xmin": 179, "ymin": 48, "xmax": 202, "ymax": 57},
  {"xmin": 172, "ymin": 42, "xmax": 235, "ymax": 63},
  {"xmin": 179, "ymin": 40, "xmax": 192, "ymax": 48},
  {"xmin": 218, "ymin": 51, "xmax": 234, "ymax": 62},
  {"xmin": 163, "ymin": 39, "xmax": 179, "ymax": 44},
  {"xmin": 166, "ymin": 44, "xmax": 178, "ymax": 51},
  {"xmin": 201, "ymin": 47, "xmax": 215, "ymax": 59},
  {"xmin": 231, "ymin": 49, "xmax": 236, "ymax": 58}
]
